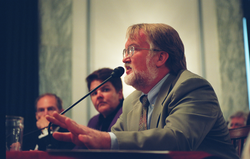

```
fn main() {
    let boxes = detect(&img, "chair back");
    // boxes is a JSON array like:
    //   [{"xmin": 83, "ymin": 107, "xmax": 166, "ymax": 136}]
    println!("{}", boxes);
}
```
[{"xmin": 229, "ymin": 125, "xmax": 250, "ymax": 156}]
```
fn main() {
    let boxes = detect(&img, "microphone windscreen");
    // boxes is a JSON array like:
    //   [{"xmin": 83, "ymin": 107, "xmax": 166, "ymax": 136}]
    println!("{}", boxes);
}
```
[{"xmin": 111, "ymin": 66, "xmax": 125, "ymax": 78}]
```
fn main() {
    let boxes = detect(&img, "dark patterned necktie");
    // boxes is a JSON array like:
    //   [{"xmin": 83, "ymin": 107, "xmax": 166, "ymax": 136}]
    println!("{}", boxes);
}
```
[{"xmin": 139, "ymin": 95, "xmax": 149, "ymax": 131}]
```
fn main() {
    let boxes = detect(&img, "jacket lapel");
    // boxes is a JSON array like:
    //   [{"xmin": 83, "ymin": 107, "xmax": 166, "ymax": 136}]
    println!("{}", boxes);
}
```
[
  {"xmin": 127, "ymin": 91, "xmax": 142, "ymax": 131},
  {"xmin": 150, "ymin": 74, "xmax": 177, "ymax": 128}
]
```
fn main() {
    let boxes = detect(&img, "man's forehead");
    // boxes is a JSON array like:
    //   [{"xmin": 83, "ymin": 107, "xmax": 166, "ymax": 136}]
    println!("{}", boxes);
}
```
[
  {"xmin": 231, "ymin": 117, "xmax": 245, "ymax": 121},
  {"xmin": 126, "ymin": 30, "xmax": 149, "ymax": 47},
  {"xmin": 128, "ymin": 29, "xmax": 147, "ymax": 41},
  {"xmin": 37, "ymin": 96, "xmax": 57, "ymax": 106},
  {"xmin": 37, "ymin": 105, "xmax": 57, "ymax": 109}
]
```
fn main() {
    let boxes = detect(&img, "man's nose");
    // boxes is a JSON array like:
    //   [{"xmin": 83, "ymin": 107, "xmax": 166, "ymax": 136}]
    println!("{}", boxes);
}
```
[
  {"xmin": 44, "ymin": 109, "xmax": 49, "ymax": 115},
  {"xmin": 122, "ymin": 56, "xmax": 131, "ymax": 63}
]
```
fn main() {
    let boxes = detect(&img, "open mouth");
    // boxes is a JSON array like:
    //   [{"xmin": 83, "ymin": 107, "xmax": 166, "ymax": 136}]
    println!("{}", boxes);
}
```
[{"xmin": 125, "ymin": 65, "xmax": 132, "ymax": 74}]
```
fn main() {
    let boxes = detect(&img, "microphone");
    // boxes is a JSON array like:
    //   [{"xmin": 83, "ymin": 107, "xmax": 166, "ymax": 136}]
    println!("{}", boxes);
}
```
[
  {"xmin": 46, "ymin": 66, "xmax": 124, "ymax": 149},
  {"xmin": 110, "ymin": 66, "xmax": 125, "ymax": 78}
]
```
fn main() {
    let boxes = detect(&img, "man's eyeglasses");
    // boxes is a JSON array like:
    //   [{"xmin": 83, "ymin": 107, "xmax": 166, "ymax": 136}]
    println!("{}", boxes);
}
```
[{"xmin": 123, "ymin": 46, "xmax": 162, "ymax": 58}]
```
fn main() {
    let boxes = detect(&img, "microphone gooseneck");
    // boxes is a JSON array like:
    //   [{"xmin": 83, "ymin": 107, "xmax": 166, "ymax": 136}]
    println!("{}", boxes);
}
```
[{"xmin": 47, "ymin": 66, "xmax": 124, "ymax": 149}]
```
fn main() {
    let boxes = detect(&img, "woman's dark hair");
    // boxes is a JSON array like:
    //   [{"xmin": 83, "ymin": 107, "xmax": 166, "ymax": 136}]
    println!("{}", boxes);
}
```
[{"xmin": 86, "ymin": 68, "xmax": 123, "ymax": 94}]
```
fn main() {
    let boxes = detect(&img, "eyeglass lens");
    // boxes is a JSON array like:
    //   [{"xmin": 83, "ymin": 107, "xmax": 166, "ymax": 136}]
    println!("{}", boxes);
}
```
[{"xmin": 123, "ymin": 46, "xmax": 135, "ymax": 57}]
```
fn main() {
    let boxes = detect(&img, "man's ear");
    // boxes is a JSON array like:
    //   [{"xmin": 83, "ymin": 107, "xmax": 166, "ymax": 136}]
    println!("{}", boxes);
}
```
[{"xmin": 156, "ymin": 51, "xmax": 169, "ymax": 67}]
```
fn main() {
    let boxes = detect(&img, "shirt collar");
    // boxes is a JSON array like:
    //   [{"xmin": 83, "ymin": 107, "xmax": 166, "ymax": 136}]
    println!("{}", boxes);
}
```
[{"xmin": 141, "ymin": 73, "xmax": 170, "ymax": 105}]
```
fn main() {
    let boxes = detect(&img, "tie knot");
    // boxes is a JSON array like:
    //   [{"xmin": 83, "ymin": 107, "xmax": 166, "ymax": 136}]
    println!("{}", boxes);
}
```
[{"xmin": 140, "ymin": 95, "xmax": 149, "ymax": 107}]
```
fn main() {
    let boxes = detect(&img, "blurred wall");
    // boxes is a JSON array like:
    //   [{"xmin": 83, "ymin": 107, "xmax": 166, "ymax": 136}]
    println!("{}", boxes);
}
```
[{"xmin": 39, "ymin": 0, "xmax": 73, "ymax": 116}]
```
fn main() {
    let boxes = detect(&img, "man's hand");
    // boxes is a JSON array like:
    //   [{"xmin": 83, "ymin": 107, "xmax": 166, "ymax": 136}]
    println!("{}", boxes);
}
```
[
  {"xmin": 36, "ymin": 116, "xmax": 49, "ymax": 129},
  {"xmin": 46, "ymin": 112, "xmax": 111, "ymax": 149}
]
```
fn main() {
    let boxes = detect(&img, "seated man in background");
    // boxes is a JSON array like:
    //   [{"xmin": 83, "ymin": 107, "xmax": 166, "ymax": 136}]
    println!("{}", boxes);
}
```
[
  {"xmin": 22, "ymin": 93, "xmax": 75, "ymax": 150},
  {"xmin": 86, "ymin": 68, "xmax": 124, "ymax": 132},
  {"xmin": 228, "ymin": 111, "xmax": 248, "ymax": 129}
]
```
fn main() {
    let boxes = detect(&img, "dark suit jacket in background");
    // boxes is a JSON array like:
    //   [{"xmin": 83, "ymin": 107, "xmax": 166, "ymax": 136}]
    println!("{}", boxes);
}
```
[
  {"xmin": 112, "ymin": 70, "xmax": 239, "ymax": 159},
  {"xmin": 22, "ymin": 127, "xmax": 75, "ymax": 151}
]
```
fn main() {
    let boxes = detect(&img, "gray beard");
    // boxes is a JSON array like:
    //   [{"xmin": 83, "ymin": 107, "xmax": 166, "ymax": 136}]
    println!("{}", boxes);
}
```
[
  {"xmin": 124, "ymin": 67, "xmax": 158, "ymax": 91},
  {"xmin": 124, "ymin": 72, "xmax": 146, "ymax": 89},
  {"xmin": 124, "ymin": 55, "xmax": 159, "ymax": 91}
]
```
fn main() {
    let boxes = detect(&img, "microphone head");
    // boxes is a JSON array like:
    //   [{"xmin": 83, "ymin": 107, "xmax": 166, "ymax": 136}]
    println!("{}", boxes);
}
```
[{"xmin": 111, "ymin": 66, "xmax": 125, "ymax": 78}]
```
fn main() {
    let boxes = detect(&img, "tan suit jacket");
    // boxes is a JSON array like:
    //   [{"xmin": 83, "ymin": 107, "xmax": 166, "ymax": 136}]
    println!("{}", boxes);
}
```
[{"xmin": 112, "ymin": 70, "xmax": 239, "ymax": 159}]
